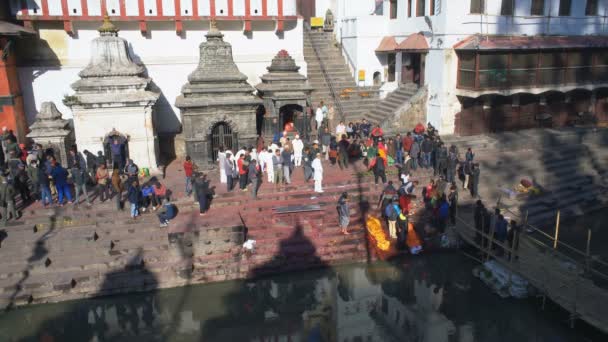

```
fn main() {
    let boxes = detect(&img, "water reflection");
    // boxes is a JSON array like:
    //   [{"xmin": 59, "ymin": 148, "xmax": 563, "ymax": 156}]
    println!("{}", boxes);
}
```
[{"xmin": 0, "ymin": 254, "xmax": 603, "ymax": 341}]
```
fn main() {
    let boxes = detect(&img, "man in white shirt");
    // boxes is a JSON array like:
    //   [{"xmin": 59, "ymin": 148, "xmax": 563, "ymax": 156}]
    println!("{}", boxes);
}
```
[
  {"xmin": 315, "ymin": 105, "xmax": 324, "ymax": 131},
  {"xmin": 335, "ymin": 121, "xmax": 346, "ymax": 140},
  {"xmin": 264, "ymin": 148, "xmax": 275, "ymax": 183},
  {"xmin": 258, "ymin": 148, "xmax": 268, "ymax": 172},
  {"xmin": 312, "ymin": 153, "xmax": 324, "ymax": 193},
  {"xmin": 292, "ymin": 134, "xmax": 304, "ymax": 167}
]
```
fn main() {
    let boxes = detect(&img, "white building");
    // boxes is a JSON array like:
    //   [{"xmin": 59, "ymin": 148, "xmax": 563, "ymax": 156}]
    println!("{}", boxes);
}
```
[
  {"xmin": 315, "ymin": 0, "xmax": 608, "ymax": 135},
  {"xmin": 8, "ymin": 0, "xmax": 304, "ymax": 148}
]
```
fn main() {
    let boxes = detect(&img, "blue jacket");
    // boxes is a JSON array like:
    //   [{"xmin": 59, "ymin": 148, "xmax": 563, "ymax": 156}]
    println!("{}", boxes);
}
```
[
  {"xmin": 439, "ymin": 202, "xmax": 450, "ymax": 219},
  {"xmin": 162, "ymin": 203, "xmax": 176, "ymax": 220},
  {"xmin": 127, "ymin": 185, "xmax": 140, "ymax": 203},
  {"xmin": 50, "ymin": 165, "xmax": 69, "ymax": 186},
  {"xmin": 495, "ymin": 219, "xmax": 508, "ymax": 241},
  {"xmin": 141, "ymin": 185, "xmax": 154, "ymax": 197}
]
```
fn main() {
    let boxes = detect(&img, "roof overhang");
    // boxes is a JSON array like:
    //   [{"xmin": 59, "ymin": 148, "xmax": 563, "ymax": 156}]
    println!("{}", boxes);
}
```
[
  {"xmin": 0, "ymin": 21, "xmax": 36, "ymax": 37},
  {"xmin": 397, "ymin": 33, "xmax": 429, "ymax": 52},
  {"xmin": 375, "ymin": 36, "xmax": 399, "ymax": 53},
  {"xmin": 454, "ymin": 34, "xmax": 608, "ymax": 51}
]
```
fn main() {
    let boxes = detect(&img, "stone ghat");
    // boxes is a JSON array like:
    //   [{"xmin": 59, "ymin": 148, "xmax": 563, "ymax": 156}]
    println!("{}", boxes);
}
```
[{"xmin": 0, "ymin": 165, "xmax": 392, "ymax": 309}]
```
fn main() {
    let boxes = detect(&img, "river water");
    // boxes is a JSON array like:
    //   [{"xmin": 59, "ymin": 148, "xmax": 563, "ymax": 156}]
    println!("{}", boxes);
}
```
[{"xmin": 0, "ymin": 253, "xmax": 604, "ymax": 342}]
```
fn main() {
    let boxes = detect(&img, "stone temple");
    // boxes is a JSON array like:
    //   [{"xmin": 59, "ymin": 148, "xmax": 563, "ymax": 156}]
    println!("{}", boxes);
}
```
[
  {"xmin": 26, "ymin": 101, "xmax": 74, "ymax": 166},
  {"xmin": 67, "ymin": 16, "xmax": 160, "ymax": 169},
  {"xmin": 256, "ymin": 49, "xmax": 313, "ymax": 138},
  {"xmin": 176, "ymin": 21, "xmax": 263, "ymax": 168}
]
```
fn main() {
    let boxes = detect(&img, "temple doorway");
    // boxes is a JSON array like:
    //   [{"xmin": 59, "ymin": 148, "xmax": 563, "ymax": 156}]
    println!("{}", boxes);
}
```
[
  {"xmin": 103, "ymin": 129, "xmax": 129, "ymax": 169},
  {"xmin": 210, "ymin": 122, "xmax": 237, "ymax": 163},
  {"xmin": 279, "ymin": 104, "xmax": 305, "ymax": 136},
  {"xmin": 256, "ymin": 105, "xmax": 266, "ymax": 136},
  {"xmin": 401, "ymin": 53, "xmax": 424, "ymax": 86}
]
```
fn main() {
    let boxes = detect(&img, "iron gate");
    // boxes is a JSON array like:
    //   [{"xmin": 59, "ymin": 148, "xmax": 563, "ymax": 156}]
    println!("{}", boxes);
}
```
[{"xmin": 210, "ymin": 122, "xmax": 237, "ymax": 163}]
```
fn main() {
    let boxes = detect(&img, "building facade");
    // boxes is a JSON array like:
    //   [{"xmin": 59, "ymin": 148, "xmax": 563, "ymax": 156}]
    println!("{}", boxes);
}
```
[
  {"xmin": 316, "ymin": 0, "xmax": 608, "ymax": 135},
  {"xmin": 8, "ymin": 0, "xmax": 305, "ymax": 150}
]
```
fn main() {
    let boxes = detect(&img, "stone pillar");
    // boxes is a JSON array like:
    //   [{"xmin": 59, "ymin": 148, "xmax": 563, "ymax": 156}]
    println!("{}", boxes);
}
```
[
  {"xmin": 511, "ymin": 94, "xmax": 520, "ymax": 107},
  {"xmin": 589, "ymin": 91, "xmax": 597, "ymax": 115},
  {"xmin": 26, "ymin": 102, "xmax": 74, "ymax": 165}
]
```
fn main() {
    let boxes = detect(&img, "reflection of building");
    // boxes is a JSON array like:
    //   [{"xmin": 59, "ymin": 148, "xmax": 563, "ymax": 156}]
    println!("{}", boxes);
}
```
[
  {"xmin": 335, "ymin": 267, "xmax": 386, "ymax": 342},
  {"xmin": 316, "ymin": 0, "xmax": 608, "ymax": 134}
]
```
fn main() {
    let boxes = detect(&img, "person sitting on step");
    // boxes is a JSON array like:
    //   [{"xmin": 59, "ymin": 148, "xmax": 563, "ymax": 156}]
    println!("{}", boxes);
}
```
[{"xmin": 157, "ymin": 198, "xmax": 176, "ymax": 228}]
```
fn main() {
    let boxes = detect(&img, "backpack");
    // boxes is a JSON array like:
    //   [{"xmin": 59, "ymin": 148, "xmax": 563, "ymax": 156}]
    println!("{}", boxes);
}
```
[{"xmin": 385, "ymin": 204, "xmax": 399, "ymax": 220}]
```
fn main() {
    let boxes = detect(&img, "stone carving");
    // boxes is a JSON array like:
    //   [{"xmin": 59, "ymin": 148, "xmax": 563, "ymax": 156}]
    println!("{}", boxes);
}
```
[
  {"xmin": 176, "ymin": 22, "xmax": 263, "ymax": 168},
  {"xmin": 79, "ymin": 15, "xmax": 144, "ymax": 78},
  {"xmin": 27, "ymin": 101, "xmax": 74, "ymax": 165},
  {"xmin": 67, "ymin": 15, "xmax": 160, "ymax": 169},
  {"xmin": 324, "ymin": 9, "xmax": 334, "ymax": 31}
]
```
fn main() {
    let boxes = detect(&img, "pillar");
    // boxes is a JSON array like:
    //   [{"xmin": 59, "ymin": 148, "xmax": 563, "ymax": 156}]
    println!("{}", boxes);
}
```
[
  {"xmin": 0, "ymin": 37, "xmax": 28, "ymax": 143},
  {"xmin": 589, "ymin": 91, "xmax": 597, "ymax": 115}
]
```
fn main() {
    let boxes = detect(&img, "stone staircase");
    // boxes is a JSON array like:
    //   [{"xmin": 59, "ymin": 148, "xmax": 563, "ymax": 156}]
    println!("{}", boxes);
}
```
[
  {"xmin": 443, "ymin": 128, "xmax": 608, "ymax": 228},
  {"xmin": 304, "ymin": 29, "xmax": 379, "ymax": 124},
  {"xmin": 0, "ymin": 162, "xmax": 388, "ymax": 308},
  {"xmin": 3, "ymin": 128, "xmax": 608, "ymax": 308},
  {"xmin": 369, "ymin": 84, "xmax": 421, "ymax": 127}
]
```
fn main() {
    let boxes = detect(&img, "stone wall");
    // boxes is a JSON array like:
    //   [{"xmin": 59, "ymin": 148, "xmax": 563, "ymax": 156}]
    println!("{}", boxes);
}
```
[{"xmin": 382, "ymin": 87, "xmax": 428, "ymax": 134}]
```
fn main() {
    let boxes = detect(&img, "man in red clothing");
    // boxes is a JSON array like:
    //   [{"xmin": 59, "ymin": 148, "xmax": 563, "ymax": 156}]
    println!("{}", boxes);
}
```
[
  {"xmin": 183, "ymin": 155, "xmax": 197, "ymax": 197},
  {"xmin": 370, "ymin": 124, "xmax": 384, "ymax": 143},
  {"xmin": 237, "ymin": 154, "xmax": 249, "ymax": 191},
  {"xmin": 402, "ymin": 132, "xmax": 414, "ymax": 156}
]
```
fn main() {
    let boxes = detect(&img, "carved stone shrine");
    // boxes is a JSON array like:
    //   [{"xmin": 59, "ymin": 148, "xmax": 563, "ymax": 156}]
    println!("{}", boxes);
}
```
[
  {"xmin": 27, "ymin": 101, "xmax": 74, "ymax": 165},
  {"xmin": 175, "ymin": 21, "xmax": 263, "ymax": 168},
  {"xmin": 67, "ymin": 15, "xmax": 160, "ymax": 169},
  {"xmin": 255, "ymin": 50, "xmax": 313, "ymax": 137}
]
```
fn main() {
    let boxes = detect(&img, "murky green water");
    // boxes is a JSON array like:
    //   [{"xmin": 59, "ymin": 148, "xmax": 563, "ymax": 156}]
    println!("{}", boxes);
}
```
[{"xmin": 0, "ymin": 254, "xmax": 604, "ymax": 341}]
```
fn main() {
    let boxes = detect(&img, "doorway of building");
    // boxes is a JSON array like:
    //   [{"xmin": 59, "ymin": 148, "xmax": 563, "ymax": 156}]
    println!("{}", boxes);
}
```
[
  {"xmin": 103, "ymin": 129, "xmax": 129, "ymax": 170},
  {"xmin": 373, "ymin": 71, "xmax": 382, "ymax": 86},
  {"xmin": 211, "ymin": 122, "xmax": 237, "ymax": 163},
  {"xmin": 401, "ymin": 53, "xmax": 424, "ymax": 86},
  {"xmin": 279, "ymin": 104, "xmax": 305, "ymax": 136}
]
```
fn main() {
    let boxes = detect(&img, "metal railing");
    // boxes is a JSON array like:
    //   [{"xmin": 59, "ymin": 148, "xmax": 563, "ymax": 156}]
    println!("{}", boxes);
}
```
[
  {"xmin": 496, "ymin": 204, "xmax": 608, "ymax": 279},
  {"xmin": 305, "ymin": 25, "xmax": 346, "ymax": 123},
  {"xmin": 454, "ymin": 214, "xmax": 608, "ymax": 331}
]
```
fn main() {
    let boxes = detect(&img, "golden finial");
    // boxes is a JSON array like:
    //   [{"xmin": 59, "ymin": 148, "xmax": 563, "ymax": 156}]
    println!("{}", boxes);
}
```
[{"xmin": 98, "ymin": 12, "xmax": 119, "ymax": 34}]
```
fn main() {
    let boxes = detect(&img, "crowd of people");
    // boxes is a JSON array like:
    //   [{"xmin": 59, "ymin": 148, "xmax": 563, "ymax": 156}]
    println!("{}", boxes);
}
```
[{"xmin": 0, "ymin": 128, "xmax": 183, "ymax": 228}]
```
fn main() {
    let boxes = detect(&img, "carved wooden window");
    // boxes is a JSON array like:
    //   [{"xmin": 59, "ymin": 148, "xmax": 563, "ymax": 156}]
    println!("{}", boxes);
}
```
[
  {"xmin": 586, "ymin": 0, "xmax": 598, "ymax": 16},
  {"xmin": 501, "ymin": 0, "xmax": 514, "ymax": 15},
  {"xmin": 558, "ymin": 0, "xmax": 572, "ymax": 16},
  {"xmin": 530, "ymin": 0, "xmax": 545, "ymax": 16},
  {"xmin": 470, "ymin": 0, "xmax": 484, "ymax": 14},
  {"xmin": 416, "ymin": 0, "xmax": 425, "ymax": 17},
  {"xmin": 390, "ymin": 0, "xmax": 398, "ymax": 19},
  {"xmin": 408, "ymin": 0, "xmax": 412, "ymax": 17}
]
